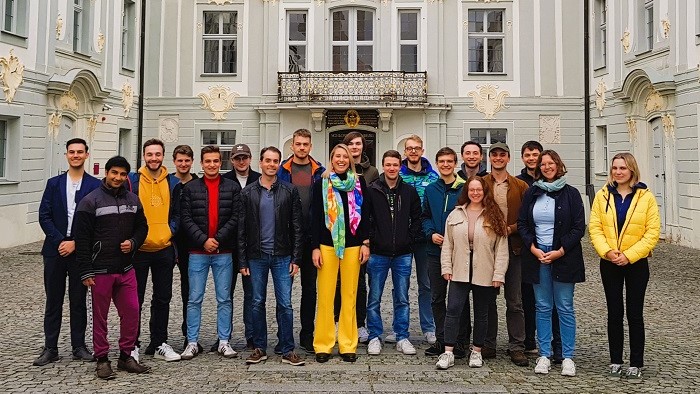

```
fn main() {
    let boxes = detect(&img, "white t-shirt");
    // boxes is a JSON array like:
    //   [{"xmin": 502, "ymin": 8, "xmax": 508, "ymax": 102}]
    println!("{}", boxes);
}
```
[
  {"xmin": 237, "ymin": 173, "xmax": 249, "ymax": 188},
  {"xmin": 66, "ymin": 176, "xmax": 82, "ymax": 237}
]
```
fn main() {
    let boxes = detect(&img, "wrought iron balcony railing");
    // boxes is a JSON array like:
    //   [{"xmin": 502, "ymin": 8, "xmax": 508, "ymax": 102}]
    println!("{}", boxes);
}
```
[{"xmin": 278, "ymin": 71, "xmax": 427, "ymax": 104}]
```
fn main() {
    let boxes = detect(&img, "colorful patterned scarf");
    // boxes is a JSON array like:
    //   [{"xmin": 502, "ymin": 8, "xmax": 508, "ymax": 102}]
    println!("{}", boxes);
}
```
[{"xmin": 323, "ymin": 170, "xmax": 363, "ymax": 258}]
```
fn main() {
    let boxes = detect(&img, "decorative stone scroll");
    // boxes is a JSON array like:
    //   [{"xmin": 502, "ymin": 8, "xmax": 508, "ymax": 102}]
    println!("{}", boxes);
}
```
[
  {"xmin": 60, "ymin": 91, "xmax": 79, "ymax": 112},
  {"xmin": 0, "ymin": 49, "xmax": 24, "ymax": 103},
  {"xmin": 626, "ymin": 117, "xmax": 637, "ymax": 140},
  {"xmin": 56, "ymin": 14, "xmax": 63, "ymax": 40},
  {"xmin": 96, "ymin": 31, "xmax": 105, "ymax": 53},
  {"xmin": 621, "ymin": 29, "xmax": 631, "ymax": 54},
  {"xmin": 644, "ymin": 90, "xmax": 664, "ymax": 114},
  {"xmin": 595, "ymin": 80, "xmax": 606, "ymax": 117},
  {"xmin": 198, "ymin": 85, "xmax": 240, "ymax": 121},
  {"xmin": 468, "ymin": 84, "xmax": 509, "ymax": 120},
  {"xmin": 48, "ymin": 112, "xmax": 62, "ymax": 139},
  {"xmin": 122, "ymin": 83, "xmax": 134, "ymax": 117},
  {"xmin": 159, "ymin": 116, "xmax": 180, "ymax": 143},
  {"xmin": 539, "ymin": 115, "xmax": 561, "ymax": 144}
]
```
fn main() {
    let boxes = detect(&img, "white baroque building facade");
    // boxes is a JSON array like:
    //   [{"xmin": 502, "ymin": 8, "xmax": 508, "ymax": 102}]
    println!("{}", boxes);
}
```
[
  {"xmin": 0, "ymin": 0, "xmax": 594, "ymax": 248},
  {"xmin": 588, "ymin": 0, "xmax": 700, "ymax": 246}
]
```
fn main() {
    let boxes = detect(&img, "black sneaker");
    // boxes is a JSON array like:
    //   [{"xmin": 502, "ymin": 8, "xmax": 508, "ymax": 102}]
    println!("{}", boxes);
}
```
[
  {"xmin": 144, "ymin": 343, "xmax": 156, "ymax": 356},
  {"xmin": 274, "ymin": 343, "xmax": 283, "ymax": 355},
  {"xmin": 299, "ymin": 338, "xmax": 315, "ymax": 354},
  {"xmin": 424, "ymin": 340, "xmax": 444, "ymax": 357},
  {"xmin": 33, "ymin": 347, "xmax": 59, "ymax": 366},
  {"xmin": 453, "ymin": 343, "xmax": 467, "ymax": 359},
  {"xmin": 72, "ymin": 346, "xmax": 95, "ymax": 362},
  {"xmin": 245, "ymin": 338, "xmax": 255, "ymax": 351}
]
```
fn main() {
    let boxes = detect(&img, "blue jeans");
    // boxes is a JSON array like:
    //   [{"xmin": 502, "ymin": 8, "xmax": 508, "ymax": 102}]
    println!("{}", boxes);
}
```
[
  {"xmin": 366, "ymin": 253, "xmax": 412, "ymax": 341},
  {"xmin": 413, "ymin": 242, "xmax": 435, "ymax": 333},
  {"xmin": 186, "ymin": 253, "xmax": 233, "ymax": 343},
  {"xmin": 248, "ymin": 253, "xmax": 295, "ymax": 354},
  {"xmin": 533, "ymin": 245, "xmax": 576, "ymax": 359}
]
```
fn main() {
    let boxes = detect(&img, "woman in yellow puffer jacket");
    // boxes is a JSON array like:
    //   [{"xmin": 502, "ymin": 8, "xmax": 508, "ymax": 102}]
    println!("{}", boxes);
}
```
[{"xmin": 589, "ymin": 152, "xmax": 660, "ymax": 381}]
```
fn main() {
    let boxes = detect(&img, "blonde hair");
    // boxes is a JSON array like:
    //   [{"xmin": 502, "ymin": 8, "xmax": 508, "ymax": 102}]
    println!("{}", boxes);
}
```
[
  {"xmin": 404, "ymin": 134, "xmax": 423, "ymax": 148},
  {"xmin": 607, "ymin": 152, "xmax": 640, "ymax": 187},
  {"xmin": 323, "ymin": 143, "xmax": 357, "ymax": 178}
]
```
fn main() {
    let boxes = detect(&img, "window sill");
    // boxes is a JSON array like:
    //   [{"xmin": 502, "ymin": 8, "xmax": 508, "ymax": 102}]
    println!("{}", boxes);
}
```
[
  {"xmin": 594, "ymin": 171, "xmax": 607, "ymax": 177},
  {"xmin": 625, "ymin": 46, "xmax": 669, "ymax": 66},
  {"xmin": 0, "ymin": 30, "xmax": 28, "ymax": 48},
  {"xmin": 120, "ymin": 67, "xmax": 136, "ymax": 78},
  {"xmin": 468, "ymin": 72, "xmax": 507, "ymax": 76},
  {"xmin": 0, "ymin": 180, "xmax": 20, "ymax": 186},
  {"xmin": 200, "ymin": 73, "xmax": 238, "ymax": 77},
  {"xmin": 55, "ymin": 48, "xmax": 102, "ymax": 67}
]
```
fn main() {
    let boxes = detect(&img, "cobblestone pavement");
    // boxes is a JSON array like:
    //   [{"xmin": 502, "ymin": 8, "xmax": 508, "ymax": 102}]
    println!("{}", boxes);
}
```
[{"xmin": 1, "ymin": 237, "xmax": 699, "ymax": 393}]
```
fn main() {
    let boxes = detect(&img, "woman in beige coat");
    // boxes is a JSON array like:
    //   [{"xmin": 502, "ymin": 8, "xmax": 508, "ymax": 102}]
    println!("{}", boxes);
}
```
[{"xmin": 435, "ymin": 176, "xmax": 509, "ymax": 370}]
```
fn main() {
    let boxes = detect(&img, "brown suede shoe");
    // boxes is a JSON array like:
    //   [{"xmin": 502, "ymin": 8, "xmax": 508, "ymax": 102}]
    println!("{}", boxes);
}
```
[
  {"xmin": 510, "ymin": 350, "xmax": 529, "ymax": 366},
  {"xmin": 117, "ymin": 356, "xmax": 151, "ymax": 374},
  {"xmin": 95, "ymin": 360, "xmax": 116, "ymax": 380},
  {"xmin": 481, "ymin": 347, "xmax": 497, "ymax": 359}
]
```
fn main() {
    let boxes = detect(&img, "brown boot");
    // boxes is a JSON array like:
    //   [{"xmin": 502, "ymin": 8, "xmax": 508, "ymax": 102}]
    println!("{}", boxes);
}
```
[
  {"xmin": 510, "ymin": 350, "xmax": 529, "ymax": 367},
  {"xmin": 117, "ymin": 356, "xmax": 151, "ymax": 374},
  {"xmin": 95, "ymin": 360, "xmax": 116, "ymax": 380}
]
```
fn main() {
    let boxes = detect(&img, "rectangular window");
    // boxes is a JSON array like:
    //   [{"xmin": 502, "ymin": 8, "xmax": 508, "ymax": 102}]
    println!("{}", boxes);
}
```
[
  {"xmin": 597, "ymin": 0, "xmax": 607, "ymax": 67},
  {"xmin": 332, "ymin": 8, "xmax": 374, "ymax": 72},
  {"xmin": 468, "ymin": 9, "xmax": 504, "ymax": 73},
  {"xmin": 73, "ymin": 0, "xmax": 83, "ymax": 52},
  {"xmin": 3, "ymin": 0, "xmax": 14, "ymax": 32},
  {"xmin": 399, "ymin": 10, "xmax": 419, "ymax": 72},
  {"xmin": 596, "ymin": 126, "xmax": 608, "ymax": 173},
  {"xmin": 287, "ymin": 11, "xmax": 307, "ymax": 72},
  {"xmin": 118, "ymin": 128, "xmax": 131, "ymax": 161},
  {"xmin": 202, "ymin": 130, "xmax": 236, "ymax": 171},
  {"xmin": 0, "ymin": 120, "xmax": 6, "ymax": 178},
  {"xmin": 644, "ymin": 1, "xmax": 654, "ymax": 51},
  {"xmin": 203, "ymin": 11, "xmax": 237, "ymax": 74},
  {"xmin": 470, "ymin": 128, "xmax": 507, "ymax": 171},
  {"xmin": 121, "ymin": 0, "xmax": 135, "ymax": 70}
]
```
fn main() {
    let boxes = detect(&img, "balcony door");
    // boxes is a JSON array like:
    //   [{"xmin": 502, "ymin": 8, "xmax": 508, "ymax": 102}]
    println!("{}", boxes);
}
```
[{"xmin": 332, "ymin": 8, "xmax": 374, "ymax": 72}]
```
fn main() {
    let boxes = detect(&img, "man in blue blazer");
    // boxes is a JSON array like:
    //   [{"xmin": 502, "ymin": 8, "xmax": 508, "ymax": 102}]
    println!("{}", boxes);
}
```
[{"xmin": 34, "ymin": 138, "xmax": 102, "ymax": 366}]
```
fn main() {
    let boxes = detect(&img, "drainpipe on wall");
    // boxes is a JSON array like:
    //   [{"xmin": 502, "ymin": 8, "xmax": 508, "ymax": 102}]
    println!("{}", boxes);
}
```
[
  {"xmin": 583, "ymin": 0, "xmax": 594, "ymax": 206},
  {"xmin": 136, "ymin": 0, "xmax": 147, "ymax": 168}
]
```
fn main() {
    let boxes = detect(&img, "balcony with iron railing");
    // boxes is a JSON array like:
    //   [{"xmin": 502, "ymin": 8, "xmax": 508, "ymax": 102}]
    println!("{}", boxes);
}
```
[{"xmin": 277, "ymin": 71, "xmax": 427, "ymax": 104}]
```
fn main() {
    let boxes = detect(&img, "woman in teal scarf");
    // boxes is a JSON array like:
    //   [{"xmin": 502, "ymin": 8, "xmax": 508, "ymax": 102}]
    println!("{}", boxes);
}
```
[
  {"xmin": 517, "ymin": 150, "xmax": 585, "ymax": 377},
  {"xmin": 310, "ymin": 144, "xmax": 370, "ymax": 363}
]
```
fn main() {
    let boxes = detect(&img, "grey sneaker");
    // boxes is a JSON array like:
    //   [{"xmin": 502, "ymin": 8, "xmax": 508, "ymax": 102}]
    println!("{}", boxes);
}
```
[
  {"xmin": 561, "ymin": 358, "xmax": 576, "ymax": 376},
  {"xmin": 626, "ymin": 366, "xmax": 642, "ymax": 381},
  {"xmin": 534, "ymin": 356, "xmax": 551, "ymax": 374},
  {"xmin": 609, "ymin": 363, "xmax": 623, "ymax": 379},
  {"xmin": 468, "ymin": 350, "xmax": 483, "ymax": 368},
  {"xmin": 367, "ymin": 337, "xmax": 382, "ymax": 355},
  {"xmin": 436, "ymin": 352, "xmax": 455, "ymax": 370},
  {"xmin": 396, "ymin": 339, "xmax": 417, "ymax": 355},
  {"xmin": 384, "ymin": 332, "xmax": 397, "ymax": 343},
  {"xmin": 358, "ymin": 327, "xmax": 369, "ymax": 344}
]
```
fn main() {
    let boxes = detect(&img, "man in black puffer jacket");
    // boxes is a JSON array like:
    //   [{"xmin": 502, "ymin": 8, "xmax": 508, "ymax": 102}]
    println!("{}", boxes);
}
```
[{"xmin": 179, "ymin": 145, "xmax": 241, "ymax": 361}]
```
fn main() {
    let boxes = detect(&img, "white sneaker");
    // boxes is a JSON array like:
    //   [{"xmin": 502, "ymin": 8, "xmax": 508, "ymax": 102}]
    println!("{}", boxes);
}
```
[
  {"xmin": 435, "ymin": 352, "xmax": 454, "ymax": 370},
  {"xmin": 358, "ymin": 326, "xmax": 369, "ymax": 343},
  {"xmin": 468, "ymin": 350, "xmax": 483, "ymax": 368},
  {"xmin": 367, "ymin": 338, "xmax": 382, "ymax": 355},
  {"xmin": 534, "ymin": 356, "xmax": 551, "ymax": 374},
  {"xmin": 130, "ymin": 345, "xmax": 140, "ymax": 363},
  {"xmin": 396, "ymin": 339, "xmax": 417, "ymax": 355},
  {"xmin": 180, "ymin": 342, "xmax": 199, "ymax": 361},
  {"xmin": 424, "ymin": 332, "xmax": 437, "ymax": 345},
  {"xmin": 218, "ymin": 342, "xmax": 238, "ymax": 359},
  {"xmin": 561, "ymin": 358, "xmax": 576, "ymax": 376},
  {"xmin": 155, "ymin": 342, "xmax": 181, "ymax": 362},
  {"xmin": 384, "ymin": 332, "xmax": 397, "ymax": 343}
]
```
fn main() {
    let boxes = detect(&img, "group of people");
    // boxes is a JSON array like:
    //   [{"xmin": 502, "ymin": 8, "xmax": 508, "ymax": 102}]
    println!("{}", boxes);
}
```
[{"xmin": 34, "ymin": 128, "xmax": 659, "ymax": 381}]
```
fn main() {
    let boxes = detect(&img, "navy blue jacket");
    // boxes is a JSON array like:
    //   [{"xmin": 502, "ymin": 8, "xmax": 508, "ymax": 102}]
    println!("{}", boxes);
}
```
[
  {"xmin": 39, "ymin": 172, "xmax": 102, "ymax": 257},
  {"xmin": 421, "ymin": 175, "xmax": 466, "ymax": 257},
  {"xmin": 517, "ymin": 183, "xmax": 586, "ymax": 284}
]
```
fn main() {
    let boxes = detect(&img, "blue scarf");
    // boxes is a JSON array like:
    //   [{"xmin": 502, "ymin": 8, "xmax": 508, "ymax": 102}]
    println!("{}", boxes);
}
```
[{"xmin": 533, "ymin": 176, "xmax": 568, "ymax": 192}]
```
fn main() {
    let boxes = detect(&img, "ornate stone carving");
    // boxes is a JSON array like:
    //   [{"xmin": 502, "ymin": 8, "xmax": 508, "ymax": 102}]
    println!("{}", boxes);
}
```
[
  {"xmin": 159, "ymin": 116, "xmax": 180, "ymax": 143},
  {"xmin": 309, "ymin": 109, "xmax": 325, "ymax": 132},
  {"xmin": 644, "ymin": 90, "xmax": 664, "ymax": 114},
  {"xmin": 48, "ymin": 112, "xmax": 62, "ymax": 139},
  {"xmin": 463, "ymin": 19, "xmax": 469, "ymax": 31},
  {"xmin": 626, "ymin": 117, "xmax": 637, "ymax": 139},
  {"xmin": 59, "ymin": 91, "xmax": 79, "ymax": 112},
  {"xmin": 377, "ymin": 108, "xmax": 393, "ymax": 132},
  {"xmin": 56, "ymin": 14, "xmax": 63, "ymax": 40},
  {"xmin": 621, "ymin": 28, "xmax": 631, "ymax": 54},
  {"xmin": 197, "ymin": 22, "xmax": 202, "ymax": 32},
  {"xmin": 662, "ymin": 113, "xmax": 675, "ymax": 136},
  {"xmin": 198, "ymin": 85, "xmax": 240, "ymax": 120},
  {"xmin": 595, "ymin": 80, "xmax": 606, "ymax": 117},
  {"xmin": 315, "ymin": 0, "xmax": 324, "ymax": 6},
  {"xmin": 539, "ymin": 115, "xmax": 561, "ymax": 144},
  {"xmin": 661, "ymin": 18, "xmax": 671, "ymax": 39},
  {"xmin": 96, "ymin": 31, "xmax": 105, "ymax": 53},
  {"xmin": 506, "ymin": 20, "xmax": 512, "ymax": 32},
  {"xmin": 86, "ymin": 115, "xmax": 98, "ymax": 141},
  {"xmin": 0, "ymin": 49, "xmax": 24, "ymax": 103},
  {"xmin": 468, "ymin": 84, "xmax": 509, "ymax": 120},
  {"xmin": 208, "ymin": 0, "xmax": 233, "ymax": 4},
  {"xmin": 122, "ymin": 83, "xmax": 134, "ymax": 117}
]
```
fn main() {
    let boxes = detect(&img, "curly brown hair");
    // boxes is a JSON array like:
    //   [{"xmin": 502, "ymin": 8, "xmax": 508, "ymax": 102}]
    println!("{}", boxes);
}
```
[{"xmin": 456, "ymin": 176, "xmax": 508, "ymax": 237}]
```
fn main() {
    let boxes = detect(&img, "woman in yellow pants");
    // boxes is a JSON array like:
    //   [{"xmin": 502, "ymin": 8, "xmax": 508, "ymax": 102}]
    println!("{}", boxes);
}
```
[{"xmin": 311, "ymin": 143, "xmax": 370, "ymax": 363}]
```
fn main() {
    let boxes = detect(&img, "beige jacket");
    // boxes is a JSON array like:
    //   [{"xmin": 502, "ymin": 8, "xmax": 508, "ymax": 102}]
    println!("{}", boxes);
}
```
[{"xmin": 440, "ymin": 205, "xmax": 509, "ymax": 286}]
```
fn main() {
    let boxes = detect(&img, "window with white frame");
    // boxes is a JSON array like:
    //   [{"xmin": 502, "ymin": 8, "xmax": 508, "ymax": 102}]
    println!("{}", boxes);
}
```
[
  {"xmin": 121, "ymin": 0, "xmax": 136, "ymax": 70},
  {"xmin": 203, "ymin": 11, "xmax": 238, "ymax": 75},
  {"xmin": 399, "ymin": 10, "xmax": 419, "ymax": 72},
  {"xmin": 332, "ymin": 8, "xmax": 374, "ymax": 71},
  {"xmin": 467, "ymin": 9, "xmax": 504, "ymax": 73},
  {"xmin": 596, "ymin": 126, "xmax": 608, "ymax": 173},
  {"xmin": 470, "ymin": 128, "xmax": 507, "ymax": 171},
  {"xmin": 73, "ymin": 0, "xmax": 91, "ymax": 54},
  {"xmin": 118, "ymin": 128, "xmax": 131, "ymax": 161},
  {"xmin": 0, "ymin": 120, "xmax": 6, "ymax": 178},
  {"xmin": 287, "ymin": 11, "xmax": 307, "ymax": 72},
  {"xmin": 3, "ymin": 0, "xmax": 26, "ymax": 34},
  {"xmin": 202, "ymin": 130, "xmax": 236, "ymax": 171},
  {"xmin": 596, "ymin": 0, "xmax": 607, "ymax": 67},
  {"xmin": 644, "ymin": 1, "xmax": 654, "ymax": 51}
]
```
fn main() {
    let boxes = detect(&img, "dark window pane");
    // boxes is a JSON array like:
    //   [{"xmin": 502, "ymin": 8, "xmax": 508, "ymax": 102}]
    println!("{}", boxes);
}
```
[
  {"xmin": 487, "ymin": 38, "xmax": 503, "ymax": 72},
  {"xmin": 400, "ymin": 12, "xmax": 418, "ymax": 40},
  {"xmin": 492, "ymin": 129, "xmax": 507, "ymax": 143},
  {"xmin": 468, "ymin": 10, "xmax": 483, "ymax": 32},
  {"xmin": 221, "ymin": 150, "xmax": 232, "ymax": 171},
  {"xmin": 356, "ymin": 10, "xmax": 373, "ymax": 41},
  {"xmin": 221, "ymin": 131, "xmax": 236, "ymax": 145},
  {"xmin": 222, "ymin": 12, "xmax": 238, "ymax": 34},
  {"xmin": 487, "ymin": 10, "xmax": 503, "ymax": 32},
  {"xmin": 222, "ymin": 40, "xmax": 236, "ymax": 73},
  {"xmin": 202, "ymin": 131, "xmax": 217, "ymax": 145},
  {"xmin": 204, "ymin": 12, "xmax": 219, "ymax": 34},
  {"xmin": 289, "ymin": 12, "xmax": 307, "ymax": 41},
  {"xmin": 357, "ymin": 46, "xmax": 373, "ymax": 71},
  {"xmin": 468, "ymin": 38, "xmax": 484, "ymax": 72},
  {"xmin": 4, "ymin": 0, "xmax": 13, "ymax": 31},
  {"xmin": 332, "ymin": 46, "xmax": 348, "ymax": 71},
  {"xmin": 400, "ymin": 45, "xmax": 417, "ymax": 72},
  {"xmin": 289, "ymin": 45, "xmax": 306, "ymax": 72},
  {"xmin": 333, "ymin": 10, "xmax": 348, "ymax": 41},
  {"xmin": 203, "ymin": 40, "xmax": 219, "ymax": 73},
  {"xmin": 470, "ymin": 129, "xmax": 487, "ymax": 145}
]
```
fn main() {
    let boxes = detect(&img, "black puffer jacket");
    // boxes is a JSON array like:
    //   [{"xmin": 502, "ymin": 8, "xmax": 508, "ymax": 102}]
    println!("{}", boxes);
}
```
[
  {"xmin": 181, "ymin": 176, "xmax": 241, "ymax": 251},
  {"xmin": 237, "ymin": 179, "xmax": 303, "ymax": 268},
  {"xmin": 75, "ymin": 181, "xmax": 148, "ymax": 280}
]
